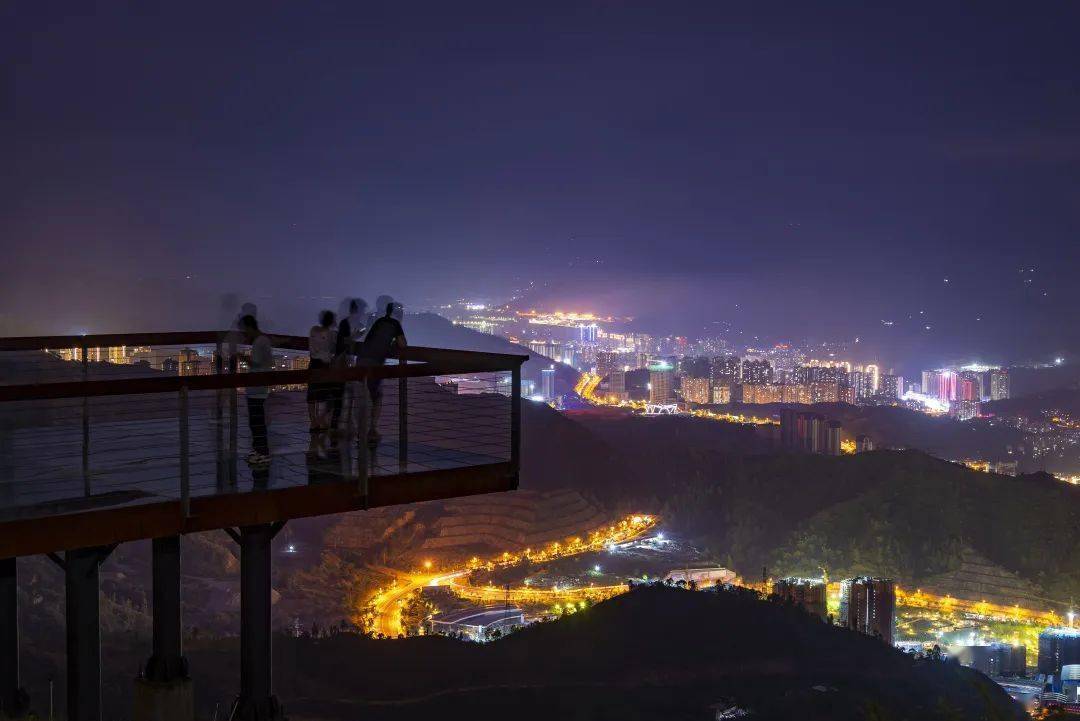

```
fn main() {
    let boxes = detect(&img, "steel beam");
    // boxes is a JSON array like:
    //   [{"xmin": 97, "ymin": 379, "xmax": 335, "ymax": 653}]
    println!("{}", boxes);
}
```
[
  {"xmin": 231, "ymin": 525, "xmax": 282, "ymax": 720},
  {"xmin": 0, "ymin": 558, "xmax": 28, "ymax": 718}
]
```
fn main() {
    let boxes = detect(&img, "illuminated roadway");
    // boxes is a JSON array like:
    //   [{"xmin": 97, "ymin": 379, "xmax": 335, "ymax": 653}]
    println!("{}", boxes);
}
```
[{"xmin": 368, "ymin": 515, "xmax": 657, "ymax": 636}]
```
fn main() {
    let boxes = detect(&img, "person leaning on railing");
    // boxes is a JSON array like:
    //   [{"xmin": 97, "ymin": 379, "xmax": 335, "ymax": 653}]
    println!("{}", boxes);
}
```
[
  {"xmin": 307, "ymin": 309, "xmax": 336, "ymax": 432},
  {"xmin": 238, "ymin": 314, "xmax": 273, "ymax": 465},
  {"xmin": 355, "ymin": 301, "xmax": 406, "ymax": 445}
]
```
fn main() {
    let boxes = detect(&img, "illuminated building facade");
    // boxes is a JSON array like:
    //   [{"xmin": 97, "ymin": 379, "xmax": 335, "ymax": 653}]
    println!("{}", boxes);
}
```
[
  {"xmin": 865, "ymin": 364, "xmax": 880, "ymax": 393},
  {"xmin": 428, "ymin": 606, "xmax": 526, "ymax": 642},
  {"xmin": 527, "ymin": 339, "xmax": 560, "ymax": 360},
  {"xmin": 648, "ymin": 363, "xmax": 675, "ymax": 404},
  {"xmin": 958, "ymin": 370, "xmax": 985, "ymax": 401},
  {"xmin": 578, "ymin": 323, "xmax": 598, "ymax": 343},
  {"xmin": 781, "ymin": 384, "xmax": 810, "ymax": 404},
  {"xmin": 710, "ymin": 355, "xmax": 742, "ymax": 385},
  {"xmin": 808, "ymin": 382, "xmax": 839, "ymax": 404},
  {"xmin": 680, "ymin": 377, "xmax": 710, "ymax": 405},
  {"xmin": 741, "ymin": 384, "xmax": 783, "ymax": 404},
  {"xmin": 772, "ymin": 578, "xmax": 827, "ymax": 621},
  {"xmin": 849, "ymin": 370, "xmax": 869, "ymax": 399},
  {"xmin": 952, "ymin": 399, "xmax": 979, "ymax": 421},
  {"xmin": 1039, "ymin": 628, "xmax": 1080, "ymax": 677},
  {"xmin": 877, "ymin": 374, "xmax": 902, "ymax": 400},
  {"xmin": 989, "ymin": 369, "xmax": 1010, "ymax": 400},
  {"xmin": 540, "ymin": 367, "xmax": 556, "ymax": 401},
  {"xmin": 711, "ymin": 384, "xmax": 731, "ymax": 404},
  {"xmin": 741, "ymin": 359, "xmax": 773, "ymax": 385},
  {"xmin": 839, "ymin": 577, "xmax": 896, "ymax": 645}
]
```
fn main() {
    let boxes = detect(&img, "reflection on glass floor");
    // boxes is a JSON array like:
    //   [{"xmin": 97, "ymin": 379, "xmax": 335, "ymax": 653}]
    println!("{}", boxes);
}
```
[{"xmin": 0, "ymin": 386, "xmax": 510, "ymax": 522}]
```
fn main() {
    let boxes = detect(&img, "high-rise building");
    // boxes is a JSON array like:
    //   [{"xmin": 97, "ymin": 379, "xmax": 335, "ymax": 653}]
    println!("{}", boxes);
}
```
[
  {"xmin": 711, "ymin": 384, "xmax": 731, "ymax": 404},
  {"xmin": 1038, "ymin": 628, "xmax": 1080, "ymax": 677},
  {"xmin": 989, "ymin": 369, "xmax": 1010, "ymax": 400},
  {"xmin": 781, "ymin": 384, "xmax": 811, "ymax": 404},
  {"xmin": 608, "ymin": 369, "xmax": 627, "ymax": 401},
  {"xmin": 772, "ymin": 578, "xmax": 827, "ymax": 621},
  {"xmin": 780, "ymin": 408, "xmax": 798, "ymax": 449},
  {"xmin": 839, "ymin": 577, "xmax": 896, "ymax": 645},
  {"xmin": 808, "ymin": 382, "xmax": 839, "ymax": 404},
  {"xmin": 950, "ymin": 643, "xmax": 1026, "ymax": 677},
  {"xmin": 937, "ymin": 370, "xmax": 958, "ymax": 401},
  {"xmin": 741, "ymin": 384, "xmax": 783, "ymax": 404},
  {"xmin": 953, "ymin": 399, "xmax": 979, "ymax": 421},
  {"xmin": 528, "ymin": 339, "xmax": 560, "ymax": 360},
  {"xmin": 710, "ymin": 355, "xmax": 742, "ymax": 385},
  {"xmin": 680, "ymin": 377, "xmax": 711, "ymax": 405},
  {"xmin": 825, "ymin": 421, "xmax": 842, "ymax": 456},
  {"xmin": 877, "ymin": 374, "xmax": 902, "ymax": 401},
  {"xmin": 849, "ymin": 371, "xmax": 869, "ymax": 399},
  {"xmin": 958, "ymin": 370, "xmax": 986, "ymax": 401},
  {"xmin": 766, "ymin": 344, "xmax": 804, "ymax": 373},
  {"xmin": 957, "ymin": 377, "xmax": 979, "ymax": 401},
  {"xmin": 679, "ymin": 356, "xmax": 711, "ymax": 379},
  {"xmin": 578, "ymin": 323, "xmax": 598, "ymax": 343},
  {"xmin": 741, "ymin": 359, "xmax": 773, "ymax": 385},
  {"xmin": 921, "ymin": 370, "xmax": 939, "ymax": 398},
  {"xmin": 648, "ymin": 363, "xmax": 675, "ymax": 404},
  {"xmin": 540, "ymin": 367, "xmax": 556, "ymax": 401},
  {"xmin": 783, "ymin": 411, "xmax": 839, "ymax": 454},
  {"xmin": 865, "ymin": 364, "xmax": 880, "ymax": 393}
]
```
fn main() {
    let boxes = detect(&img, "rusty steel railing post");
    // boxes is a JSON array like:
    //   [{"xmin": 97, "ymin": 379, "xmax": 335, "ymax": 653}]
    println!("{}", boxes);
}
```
[
  {"xmin": 398, "ymin": 352, "xmax": 408, "ymax": 471},
  {"xmin": 179, "ymin": 385, "xmax": 190, "ymax": 519},
  {"xmin": 511, "ymin": 364, "xmax": 521, "ymax": 484},
  {"xmin": 81, "ymin": 342, "xmax": 90, "ymax": 496}
]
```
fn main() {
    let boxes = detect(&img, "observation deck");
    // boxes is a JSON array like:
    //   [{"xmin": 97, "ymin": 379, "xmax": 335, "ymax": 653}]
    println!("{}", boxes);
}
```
[{"xmin": 0, "ymin": 330, "xmax": 526, "ymax": 720}]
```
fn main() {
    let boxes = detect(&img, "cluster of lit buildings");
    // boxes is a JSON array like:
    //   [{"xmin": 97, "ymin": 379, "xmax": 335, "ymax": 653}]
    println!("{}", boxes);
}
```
[
  {"xmin": 51, "ymin": 343, "xmax": 315, "ymax": 378},
  {"xmin": 778, "ymin": 409, "xmax": 845, "ymax": 456},
  {"xmin": 907, "ymin": 366, "xmax": 1010, "ymax": 419},
  {"xmin": 772, "ymin": 576, "xmax": 896, "ymax": 645}
]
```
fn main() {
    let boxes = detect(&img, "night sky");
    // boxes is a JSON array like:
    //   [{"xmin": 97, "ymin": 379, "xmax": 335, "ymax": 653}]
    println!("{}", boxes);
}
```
[{"xmin": 3, "ymin": 2, "xmax": 1078, "ymax": 368}]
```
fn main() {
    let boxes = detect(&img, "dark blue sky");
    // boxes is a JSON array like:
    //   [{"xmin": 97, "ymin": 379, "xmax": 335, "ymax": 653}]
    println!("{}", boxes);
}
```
[{"xmin": 2, "ymin": 2, "xmax": 1078, "ymax": 368}]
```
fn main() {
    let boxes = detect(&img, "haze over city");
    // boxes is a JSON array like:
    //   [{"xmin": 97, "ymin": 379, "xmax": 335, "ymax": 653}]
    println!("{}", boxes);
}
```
[
  {"xmin": 2, "ymin": 3, "xmax": 1080, "ymax": 721},
  {"xmin": 4, "ymin": 3, "xmax": 1079, "ymax": 371}
]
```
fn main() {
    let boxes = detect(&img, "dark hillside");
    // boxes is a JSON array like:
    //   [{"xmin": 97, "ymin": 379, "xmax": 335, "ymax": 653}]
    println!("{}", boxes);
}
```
[{"xmin": 260, "ymin": 585, "xmax": 1023, "ymax": 720}]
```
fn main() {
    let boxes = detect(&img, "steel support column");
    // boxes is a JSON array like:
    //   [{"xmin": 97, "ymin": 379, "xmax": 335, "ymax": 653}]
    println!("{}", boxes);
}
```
[
  {"xmin": 145, "ymin": 536, "xmax": 187, "ymax": 681},
  {"xmin": 0, "ymin": 558, "xmax": 28, "ymax": 718},
  {"xmin": 232, "ymin": 525, "xmax": 282, "ymax": 721},
  {"xmin": 65, "ymin": 546, "xmax": 110, "ymax": 721}
]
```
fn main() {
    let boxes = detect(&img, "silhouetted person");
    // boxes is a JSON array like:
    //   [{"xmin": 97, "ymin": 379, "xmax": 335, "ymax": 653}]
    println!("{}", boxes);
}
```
[
  {"xmin": 374, "ymin": 294, "xmax": 394, "ymax": 319},
  {"xmin": 357, "ymin": 301, "xmax": 406, "ymax": 444},
  {"xmin": 239, "ymin": 314, "xmax": 272, "ymax": 465},
  {"xmin": 329, "ymin": 298, "xmax": 368, "ymax": 432},
  {"xmin": 308, "ymin": 309, "xmax": 336, "ymax": 431}
]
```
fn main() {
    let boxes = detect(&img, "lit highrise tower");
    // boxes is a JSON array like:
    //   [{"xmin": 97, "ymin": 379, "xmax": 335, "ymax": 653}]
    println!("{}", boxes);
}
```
[
  {"xmin": 989, "ymin": 369, "xmax": 1010, "ymax": 400},
  {"xmin": 540, "ymin": 366, "xmax": 556, "ymax": 401},
  {"xmin": 648, "ymin": 362, "xmax": 675, "ymax": 403}
]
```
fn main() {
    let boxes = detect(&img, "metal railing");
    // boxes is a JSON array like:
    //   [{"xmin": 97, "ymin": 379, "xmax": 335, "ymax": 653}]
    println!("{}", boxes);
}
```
[{"xmin": 0, "ymin": 331, "xmax": 525, "ymax": 523}]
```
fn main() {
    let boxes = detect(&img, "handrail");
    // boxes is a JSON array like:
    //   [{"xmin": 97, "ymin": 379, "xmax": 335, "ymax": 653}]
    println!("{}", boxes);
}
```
[
  {"xmin": 0, "ymin": 331, "xmax": 229, "ymax": 351},
  {"xmin": 0, "ymin": 332, "xmax": 528, "ymax": 403},
  {"xmin": 0, "ymin": 330, "xmax": 532, "ymax": 367}
]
